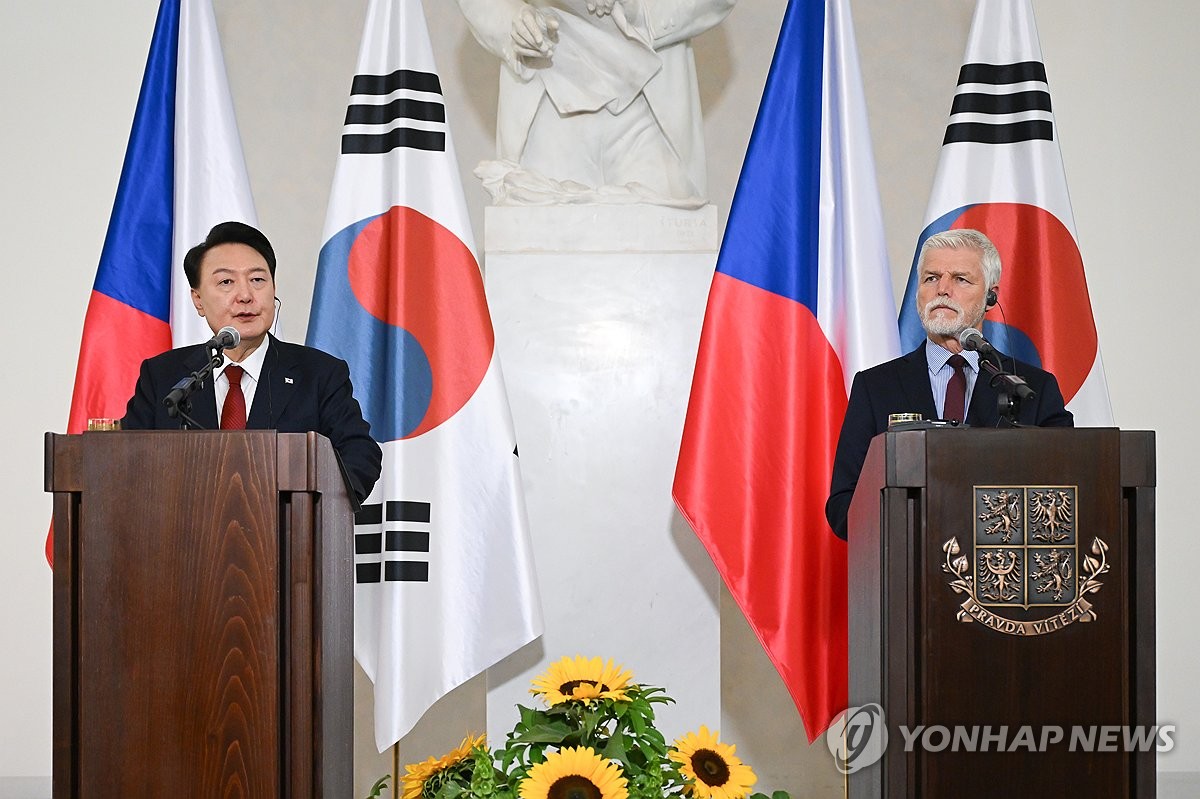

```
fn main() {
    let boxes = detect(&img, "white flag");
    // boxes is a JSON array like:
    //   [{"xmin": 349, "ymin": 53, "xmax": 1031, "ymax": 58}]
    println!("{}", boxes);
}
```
[
  {"xmin": 898, "ymin": 0, "xmax": 1113, "ymax": 425},
  {"xmin": 306, "ymin": 0, "xmax": 543, "ymax": 751},
  {"xmin": 170, "ymin": 0, "xmax": 258, "ymax": 346}
]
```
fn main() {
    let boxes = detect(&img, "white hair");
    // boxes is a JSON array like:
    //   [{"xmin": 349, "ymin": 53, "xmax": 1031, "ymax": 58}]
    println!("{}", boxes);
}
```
[{"xmin": 917, "ymin": 228, "xmax": 1002, "ymax": 289}]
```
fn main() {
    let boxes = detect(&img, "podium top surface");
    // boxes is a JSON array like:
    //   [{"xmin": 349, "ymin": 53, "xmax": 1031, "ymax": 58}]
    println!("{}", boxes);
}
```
[
  {"xmin": 44, "ymin": 430, "xmax": 342, "ymax": 495},
  {"xmin": 865, "ymin": 427, "xmax": 1154, "ymax": 489}
]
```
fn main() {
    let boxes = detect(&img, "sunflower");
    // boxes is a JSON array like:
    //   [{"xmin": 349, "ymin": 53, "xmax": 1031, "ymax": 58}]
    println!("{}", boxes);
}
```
[
  {"xmin": 669, "ymin": 726, "xmax": 757, "ymax": 799},
  {"xmin": 530, "ymin": 655, "xmax": 634, "ymax": 705},
  {"xmin": 519, "ymin": 746, "xmax": 629, "ymax": 799},
  {"xmin": 401, "ymin": 733, "xmax": 486, "ymax": 799}
]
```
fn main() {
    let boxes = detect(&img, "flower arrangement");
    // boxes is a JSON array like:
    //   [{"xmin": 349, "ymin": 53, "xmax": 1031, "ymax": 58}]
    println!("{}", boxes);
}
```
[{"xmin": 368, "ymin": 655, "xmax": 789, "ymax": 799}]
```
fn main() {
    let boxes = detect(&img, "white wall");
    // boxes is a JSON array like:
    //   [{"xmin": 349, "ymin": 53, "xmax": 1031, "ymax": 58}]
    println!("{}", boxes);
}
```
[
  {"xmin": 0, "ymin": 0, "xmax": 159, "ymax": 781},
  {"xmin": 2, "ymin": 0, "xmax": 1197, "ymax": 789},
  {"xmin": 1036, "ymin": 1, "xmax": 1200, "ymax": 772}
]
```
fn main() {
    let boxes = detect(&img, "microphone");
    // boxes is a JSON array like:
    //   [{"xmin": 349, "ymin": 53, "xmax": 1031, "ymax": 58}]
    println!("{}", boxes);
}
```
[
  {"xmin": 205, "ymin": 326, "xmax": 241, "ymax": 351},
  {"xmin": 959, "ymin": 327, "xmax": 1036, "ymax": 413},
  {"xmin": 163, "ymin": 377, "xmax": 193, "ymax": 414},
  {"xmin": 162, "ymin": 326, "xmax": 240, "ymax": 427},
  {"xmin": 958, "ymin": 327, "xmax": 996, "ymax": 356}
]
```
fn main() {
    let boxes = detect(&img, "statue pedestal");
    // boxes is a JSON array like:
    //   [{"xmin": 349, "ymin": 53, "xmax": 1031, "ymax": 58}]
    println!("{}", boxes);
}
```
[{"xmin": 483, "ymin": 204, "xmax": 721, "ymax": 737}]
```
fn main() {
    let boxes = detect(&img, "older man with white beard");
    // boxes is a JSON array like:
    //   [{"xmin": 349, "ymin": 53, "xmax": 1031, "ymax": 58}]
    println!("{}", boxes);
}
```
[{"xmin": 824, "ymin": 228, "xmax": 1074, "ymax": 540}]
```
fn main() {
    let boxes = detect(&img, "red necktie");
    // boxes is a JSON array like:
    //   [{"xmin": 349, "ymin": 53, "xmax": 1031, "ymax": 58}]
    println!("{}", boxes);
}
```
[
  {"xmin": 221, "ymin": 364, "xmax": 247, "ymax": 430},
  {"xmin": 944, "ymin": 354, "xmax": 968, "ymax": 423}
]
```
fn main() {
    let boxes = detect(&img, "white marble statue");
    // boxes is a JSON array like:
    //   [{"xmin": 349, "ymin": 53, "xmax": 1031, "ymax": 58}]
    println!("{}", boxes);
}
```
[{"xmin": 457, "ymin": 0, "xmax": 736, "ymax": 207}]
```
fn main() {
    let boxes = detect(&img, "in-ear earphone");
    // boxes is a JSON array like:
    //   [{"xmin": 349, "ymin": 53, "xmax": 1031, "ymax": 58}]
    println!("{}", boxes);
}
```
[{"xmin": 986, "ymin": 288, "xmax": 998, "ymax": 308}]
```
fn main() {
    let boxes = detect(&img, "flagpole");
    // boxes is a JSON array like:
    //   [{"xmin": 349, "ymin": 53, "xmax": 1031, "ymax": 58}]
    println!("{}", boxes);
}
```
[{"xmin": 392, "ymin": 742, "xmax": 400, "ymax": 797}]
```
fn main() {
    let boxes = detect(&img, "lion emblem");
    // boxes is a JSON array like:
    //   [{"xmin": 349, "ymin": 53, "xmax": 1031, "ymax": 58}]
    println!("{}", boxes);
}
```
[
  {"xmin": 1030, "ymin": 549, "xmax": 1073, "ymax": 602},
  {"xmin": 978, "ymin": 490, "xmax": 1022, "ymax": 543}
]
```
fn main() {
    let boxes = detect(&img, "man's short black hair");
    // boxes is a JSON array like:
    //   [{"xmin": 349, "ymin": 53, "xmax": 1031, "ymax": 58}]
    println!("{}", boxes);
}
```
[{"xmin": 183, "ymin": 221, "xmax": 277, "ymax": 288}]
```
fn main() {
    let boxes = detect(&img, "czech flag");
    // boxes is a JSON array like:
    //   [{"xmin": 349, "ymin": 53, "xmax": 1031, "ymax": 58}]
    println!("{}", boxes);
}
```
[
  {"xmin": 54, "ymin": 0, "xmax": 256, "ymax": 565},
  {"xmin": 899, "ymin": 0, "xmax": 1113, "ymax": 425},
  {"xmin": 674, "ymin": 0, "xmax": 899, "ymax": 741}
]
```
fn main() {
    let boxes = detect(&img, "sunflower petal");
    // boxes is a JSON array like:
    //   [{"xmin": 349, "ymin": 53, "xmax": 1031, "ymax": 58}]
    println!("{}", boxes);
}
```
[
  {"xmin": 519, "ymin": 746, "xmax": 629, "ymax": 799},
  {"xmin": 670, "ymin": 728, "xmax": 757, "ymax": 799}
]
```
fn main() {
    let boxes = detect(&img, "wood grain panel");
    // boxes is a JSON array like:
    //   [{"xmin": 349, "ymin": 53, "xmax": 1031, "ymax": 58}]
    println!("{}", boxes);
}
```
[
  {"xmin": 920, "ymin": 429, "xmax": 1125, "ymax": 796},
  {"xmin": 50, "ymin": 430, "xmax": 354, "ymax": 798},
  {"xmin": 848, "ymin": 429, "xmax": 1156, "ymax": 798},
  {"xmin": 75, "ymin": 431, "xmax": 279, "ymax": 799}
]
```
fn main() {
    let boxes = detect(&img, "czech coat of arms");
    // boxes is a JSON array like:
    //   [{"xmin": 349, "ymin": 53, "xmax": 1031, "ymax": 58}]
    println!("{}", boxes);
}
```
[{"xmin": 941, "ymin": 486, "xmax": 1109, "ymax": 636}]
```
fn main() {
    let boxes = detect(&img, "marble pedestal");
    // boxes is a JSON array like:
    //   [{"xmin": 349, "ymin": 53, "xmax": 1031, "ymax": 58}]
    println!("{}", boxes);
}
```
[{"xmin": 482, "ymin": 204, "xmax": 721, "ymax": 740}]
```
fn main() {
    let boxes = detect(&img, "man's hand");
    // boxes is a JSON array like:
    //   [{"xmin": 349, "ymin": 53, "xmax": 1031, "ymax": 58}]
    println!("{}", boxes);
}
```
[
  {"xmin": 585, "ymin": 0, "xmax": 621, "ymax": 17},
  {"xmin": 511, "ymin": 5, "xmax": 559, "ymax": 59}
]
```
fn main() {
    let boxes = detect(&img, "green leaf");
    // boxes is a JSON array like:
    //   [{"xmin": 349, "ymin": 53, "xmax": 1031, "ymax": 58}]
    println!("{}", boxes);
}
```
[
  {"xmin": 363, "ymin": 774, "xmax": 390, "ymax": 799},
  {"xmin": 629, "ymin": 708, "xmax": 647, "ymax": 737},
  {"xmin": 511, "ymin": 719, "xmax": 573, "ymax": 745},
  {"xmin": 642, "ymin": 729, "xmax": 668, "ymax": 756},
  {"xmin": 437, "ymin": 782, "xmax": 465, "ymax": 799},
  {"xmin": 600, "ymin": 730, "xmax": 629, "ymax": 763}
]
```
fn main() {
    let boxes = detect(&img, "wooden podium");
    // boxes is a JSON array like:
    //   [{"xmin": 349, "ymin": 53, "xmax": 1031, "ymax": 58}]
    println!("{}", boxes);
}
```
[
  {"xmin": 847, "ymin": 428, "xmax": 1155, "ymax": 797},
  {"xmin": 45, "ymin": 430, "xmax": 354, "ymax": 799}
]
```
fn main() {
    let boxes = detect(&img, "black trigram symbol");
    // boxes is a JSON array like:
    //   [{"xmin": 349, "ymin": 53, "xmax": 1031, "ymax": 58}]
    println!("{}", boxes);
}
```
[
  {"xmin": 943, "ymin": 61, "xmax": 1054, "ymax": 146},
  {"xmin": 341, "ymin": 69, "xmax": 446, "ymax": 155},
  {"xmin": 354, "ymin": 500, "xmax": 431, "ymax": 584}
]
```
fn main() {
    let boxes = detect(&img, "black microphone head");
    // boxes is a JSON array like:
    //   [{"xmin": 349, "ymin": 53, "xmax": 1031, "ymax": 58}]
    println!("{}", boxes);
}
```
[
  {"xmin": 217, "ymin": 326, "xmax": 241, "ymax": 349},
  {"xmin": 958, "ymin": 327, "xmax": 985, "ymax": 352}
]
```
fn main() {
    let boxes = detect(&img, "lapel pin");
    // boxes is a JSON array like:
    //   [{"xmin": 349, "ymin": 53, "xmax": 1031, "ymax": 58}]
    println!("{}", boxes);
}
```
[{"xmin": 284, "ymin": 377, "xmax": 294, "ymax": 385}]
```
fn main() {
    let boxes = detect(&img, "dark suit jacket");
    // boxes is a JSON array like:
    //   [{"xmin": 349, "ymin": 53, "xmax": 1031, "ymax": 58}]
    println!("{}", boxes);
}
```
[
  {"xmin": 122, "ymin": 335, "xmax": 383, "ymax": 503},
  {"xmin": 825, "ymin": 342, "xmax": 1074, "ymax": 539}
]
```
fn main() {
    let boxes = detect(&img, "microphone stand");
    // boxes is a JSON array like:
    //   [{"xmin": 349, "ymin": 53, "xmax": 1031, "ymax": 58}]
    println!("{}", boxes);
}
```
[
  {"xmin": 978, "ymin": 352, "xmax": 1036, "ymax": 427},
  {"xmin": 163, "ymin": 345, "xmax": 224, "ymax": 430}
]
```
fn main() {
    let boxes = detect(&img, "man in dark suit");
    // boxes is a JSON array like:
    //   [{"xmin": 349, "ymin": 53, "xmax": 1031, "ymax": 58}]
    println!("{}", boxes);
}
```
[
  {"xmin": 123, "ymin": 222, "xmax": 382, "ymax": 504},
  {"xmin": 825, "ymin": 229, "xmax": 1073, "ymax": 539}
]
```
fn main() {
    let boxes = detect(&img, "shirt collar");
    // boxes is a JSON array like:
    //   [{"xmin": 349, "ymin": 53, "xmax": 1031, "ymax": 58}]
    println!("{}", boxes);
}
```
[
  {"xmin": 219, "ymin": 334, "xmax": 270, "ymax": 384},
  {"xmin": 926, "ymin": 338, "xmax": 980, "ymax": 374}
]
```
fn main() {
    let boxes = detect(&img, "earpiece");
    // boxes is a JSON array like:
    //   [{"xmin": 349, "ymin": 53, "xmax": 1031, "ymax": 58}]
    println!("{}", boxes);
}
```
[{"xmin": 986, "ymin": 288, "xmax": 998, "ymax": 308}]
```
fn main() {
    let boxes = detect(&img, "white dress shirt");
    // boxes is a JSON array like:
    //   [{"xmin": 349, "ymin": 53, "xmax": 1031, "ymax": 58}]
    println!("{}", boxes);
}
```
[{"xmin": 214, "ymin": 336, "xmax": 270, "ymax": 427}]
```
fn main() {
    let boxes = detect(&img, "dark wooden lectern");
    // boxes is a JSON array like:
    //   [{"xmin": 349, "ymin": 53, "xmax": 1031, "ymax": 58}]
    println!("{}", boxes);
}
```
[
  {"xmin": 847, "ymin": 428, "xmax": 1155, "ymax": 798},
  {"xmin": 46, "ymin": 431, "xmax": 353, "ymax": 798}
]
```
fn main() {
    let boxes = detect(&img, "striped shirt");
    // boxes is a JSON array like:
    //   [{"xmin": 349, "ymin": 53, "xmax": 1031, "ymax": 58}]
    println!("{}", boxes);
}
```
[{"xmin": 926, "ymin": 340, "xmax": 981, "ymax": 420}]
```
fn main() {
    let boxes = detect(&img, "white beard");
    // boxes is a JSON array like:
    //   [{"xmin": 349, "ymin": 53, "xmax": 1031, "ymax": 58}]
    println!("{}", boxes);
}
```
[{"xmin": 919, "ymin": 298, "xmax": 984, "ymax": 337}]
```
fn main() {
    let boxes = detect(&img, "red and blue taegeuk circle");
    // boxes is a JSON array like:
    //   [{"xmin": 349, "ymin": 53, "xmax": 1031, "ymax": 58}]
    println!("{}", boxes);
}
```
[
  {"xmin": 900, "ymin": 202, "xmax": 1097, "ymax": 402},
  {"xmin": 308, "ymin": 205, "xmax": 494, "ymax": 441}
]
